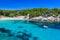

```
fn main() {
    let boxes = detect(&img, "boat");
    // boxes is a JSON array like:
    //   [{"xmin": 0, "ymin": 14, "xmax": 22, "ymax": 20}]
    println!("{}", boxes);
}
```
[{"xmin": 43, "ymin": 25, "xmax": 48, "ymax": 28}]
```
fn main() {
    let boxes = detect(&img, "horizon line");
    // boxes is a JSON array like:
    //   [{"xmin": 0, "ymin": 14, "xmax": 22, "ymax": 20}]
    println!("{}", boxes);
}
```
[{"xmin": 0, "ymin": 7, "xmax": 60, "ymax": 10}]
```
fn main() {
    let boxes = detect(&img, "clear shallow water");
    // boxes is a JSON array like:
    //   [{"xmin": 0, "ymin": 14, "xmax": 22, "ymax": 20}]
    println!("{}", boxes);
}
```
[{"xmin": 0, "ymin": 20, "xmax": 60, "ymax": 40}]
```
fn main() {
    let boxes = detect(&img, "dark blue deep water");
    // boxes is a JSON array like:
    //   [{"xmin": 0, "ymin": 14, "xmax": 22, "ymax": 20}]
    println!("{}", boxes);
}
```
[{"xmin": 0, "ymin": 20, "xmax": 60, "ymax": 40}]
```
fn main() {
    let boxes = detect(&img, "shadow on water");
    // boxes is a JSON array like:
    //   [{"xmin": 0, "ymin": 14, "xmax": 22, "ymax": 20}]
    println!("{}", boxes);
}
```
[
  {"xmin": 33, "ymin": 37, "xmax": 38, "ymax": 40},
  {"xmin": 29, "ymin": 21, "xmax": 60, "ymax": 30},
  {"xmin": 8, "ymin": 33, "xmax": 14, "ymax": 37},
  {"xmin": 16, "ymin": 30, "xmax": 39, "ymax": 40},
  {"xmin": 16, "ymin": 30, "xmax": 32, "ymax": 40},
  {"xmin": 0, "ymin": 28, "xmax": 15, "ymax": 36},
  {"xmin": 18, "ymin": 26, "xmax": 23, "ymax": 28},
  {"xmin": 0, "ymin": 28, "xmax": 11, "ymax": 33},
  {"xmin": 0, "ymin": 27, "xmax": 39, "ymax": 40},
  {"xmin": 48, "ymin": 22, "xmax": 60, "ymax": 30},
  {"xmin": 29, "ymin": 21, "xmax": 45, "ymax": 28}
]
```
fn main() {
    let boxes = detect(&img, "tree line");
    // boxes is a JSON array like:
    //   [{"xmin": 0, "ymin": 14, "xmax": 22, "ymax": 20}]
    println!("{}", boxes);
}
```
[{"xmin": 0, "ymin": 8, "xmax": 60, "ymax": 17}]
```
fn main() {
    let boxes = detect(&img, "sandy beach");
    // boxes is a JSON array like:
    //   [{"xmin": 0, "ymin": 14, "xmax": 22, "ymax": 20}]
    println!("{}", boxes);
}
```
[
  {"xmin": 0, "ymin": 16, "xmax": 26, "ymax": 20},
  {"xmin": 0, "ymin": 16, "xmax": 60, "ymax": 22}
]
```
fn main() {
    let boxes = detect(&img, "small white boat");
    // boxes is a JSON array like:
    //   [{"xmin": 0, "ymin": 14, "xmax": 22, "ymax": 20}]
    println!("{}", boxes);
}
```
[{"xmin": 43, "ymin": 25, "xmax": 48, "ymax": 28}]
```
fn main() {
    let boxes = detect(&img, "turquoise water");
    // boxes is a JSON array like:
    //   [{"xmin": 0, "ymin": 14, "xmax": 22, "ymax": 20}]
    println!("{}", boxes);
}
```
[{"xmin": 0, "ymin": 20, "xmax": 60, "ymax": 40}]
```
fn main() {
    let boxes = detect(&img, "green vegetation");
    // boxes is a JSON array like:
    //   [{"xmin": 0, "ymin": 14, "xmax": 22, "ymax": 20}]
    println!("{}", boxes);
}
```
[{"xmin": 0, "ymin": 8, "xmax": 60, "ymax": 17}]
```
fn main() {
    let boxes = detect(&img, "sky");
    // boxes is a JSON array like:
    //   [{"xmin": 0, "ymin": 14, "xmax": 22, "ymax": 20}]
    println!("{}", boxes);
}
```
[{"xmin": 0, "ymin": 0, "xmax": 60, "ymax": 10}]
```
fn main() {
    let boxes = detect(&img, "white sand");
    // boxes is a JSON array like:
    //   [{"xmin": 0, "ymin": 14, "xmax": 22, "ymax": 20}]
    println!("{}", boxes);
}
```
[
  {"xmin": 0, "ymin": 16, "xmax": 26, "ymax": 20},
  {"xmin": 0, "ymin": 16, "xmax": 60, "ymax": 21}
]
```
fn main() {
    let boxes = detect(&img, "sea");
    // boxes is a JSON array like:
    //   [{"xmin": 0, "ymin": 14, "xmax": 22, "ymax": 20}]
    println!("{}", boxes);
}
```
[{"xmin": 0, "ymin": 20, "xmax": 60, "ymax": 40}]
